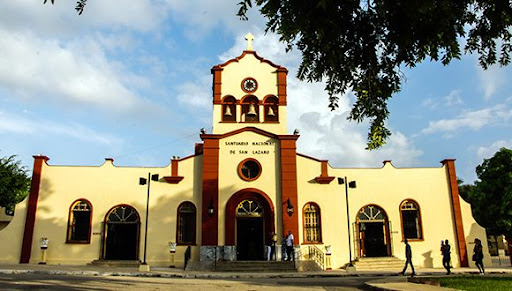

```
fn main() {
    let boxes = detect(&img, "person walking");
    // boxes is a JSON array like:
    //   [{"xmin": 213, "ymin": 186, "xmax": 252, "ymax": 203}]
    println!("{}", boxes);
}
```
[
  {"xmin": 441, "ymin": 240, "xmax": 451, "ymax": 274},
  {"xmin": 285, "ymin": 230, "xmax": 294, "ymax": 261},
  {"xmin": 473, "ymin": 238, "xmax": 485, "ymax": 274},
  {"xmin": 399, "ymin": 239, "xmax": 415, "ymax": 276}
]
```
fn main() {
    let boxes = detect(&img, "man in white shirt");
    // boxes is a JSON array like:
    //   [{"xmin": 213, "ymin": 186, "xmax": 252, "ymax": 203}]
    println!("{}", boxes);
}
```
[{"xmin": 285, "ymin": 230, "xmax": 294, "ymax": 261}]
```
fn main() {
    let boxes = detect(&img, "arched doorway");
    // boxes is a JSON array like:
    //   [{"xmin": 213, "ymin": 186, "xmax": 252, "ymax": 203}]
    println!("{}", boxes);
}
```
[
  {"xmin": 225, "ymin": 189, "xmax": 275, "ymax": 261},
  {"xmin": 236, "ymin": 199, "xmax": 264, "ymax": 260},
  {"xmin": 356, "ymin": 204, "xmax": 391, "ymax": 257},
  {"xmin": 103, "ymin": 205, "xmax": 140, "ymax": 260}
]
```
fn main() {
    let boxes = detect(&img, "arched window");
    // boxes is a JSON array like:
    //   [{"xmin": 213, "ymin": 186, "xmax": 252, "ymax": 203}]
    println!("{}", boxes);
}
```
[
  {"xmin": 177, "ymin": 202, "xmax": 196, "ymax": 245},
  {"xmin": 303, "ymin": 203, "xmax": 322, "ymax": 243},
  {"xmin": 400, "ymin": 200, "xmax": 423, "ymax": 240},
  {"xmin": 66, "ymin": 199, "xmax": 92, "ymax": 243},
  {"xmin": 241, "ymin": 96, "xmax": 259, "ymax": 122},
  {"xmin": 264, "ymin": 96, "xmax": 279, "ymax": 122},
  {"xmin": 222, "ymin": 96, "xmax": 236, "ymax": 122}
]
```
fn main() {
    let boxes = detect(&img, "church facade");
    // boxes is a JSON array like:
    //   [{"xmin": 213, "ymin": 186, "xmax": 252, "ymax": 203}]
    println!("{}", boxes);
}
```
[{"xmin": 0, "ymin": 37, "xmax": 490, "ymax": 270}]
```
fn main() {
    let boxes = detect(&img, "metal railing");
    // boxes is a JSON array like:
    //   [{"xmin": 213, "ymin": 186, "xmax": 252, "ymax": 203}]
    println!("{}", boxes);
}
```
[{"xmin": 307, "ymin": 245, "xmax": 325, "ymax": 270}]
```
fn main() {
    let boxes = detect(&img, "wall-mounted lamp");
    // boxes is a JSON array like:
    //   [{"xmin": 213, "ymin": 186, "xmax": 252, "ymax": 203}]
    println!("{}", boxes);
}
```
[
  {"xmin": 293, "ymin": 129, "xmax": 300, "ymax": 135},
  {"xmin": 208, "ymin": 199, "xmax": 215, "ymax": 216},
  {"xmin": 200, "ymin": 128, "xmax": 206, "ymax": 134},
  {"xmin": 286, "ymin": 198, "xmax": 294, "ymax": 216}
]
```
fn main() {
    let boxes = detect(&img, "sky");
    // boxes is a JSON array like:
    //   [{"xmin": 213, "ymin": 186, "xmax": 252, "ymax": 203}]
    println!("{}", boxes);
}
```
[{"xmin": 1, "ymin": 0, "xmax": 511, "ymax": 184}]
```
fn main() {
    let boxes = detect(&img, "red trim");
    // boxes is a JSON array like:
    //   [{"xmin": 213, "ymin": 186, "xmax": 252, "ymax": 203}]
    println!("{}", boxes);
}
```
[
  {"xmin": 201, "ymin": 138, "xmax": 219, "ymax": 245},
  {"xmin": 224, "ymin": 188, "xmax": 275, "ymax": 246},
  {"xmin": 65, "ymin": 199, "xmax": 93, "ymax": 244},
  {"xmin": 211, "ymin": 66, "xmax": 223, "ymax": 104},
  {"xmin": 214, "ymin": 50, "xmax": 288, "ymax": 71},
  {"xmin": 164, "ymin": 159, "xmax": 184, "ymax": 184},
  {"xmin": 277, "ymin": 68, "xmax": 287, "ymax": 105},
  {"xmin": 314, "ymin": 161, "xmax": 335, "ymax": 184},
  {"xmin": 441, "ymin": 159, "xmax": 469, "ymax": 267},
  {"xmin": 240, "ymin": 95, "xmax": 260, "ymax": 104},
  {"xmin": 237, "ymin": 158, "xmax": 263, "ymax": 181},
  {"xmin": 280, "ymin": 138, "xmax": 299, "ymax": 239},
  {"xmin": 20, "ymin": 155, "xmax": 48, "ymax": 263},
  {"xmin": 201, "ymin": 126, "xmax": 299, "ymax": 141}
]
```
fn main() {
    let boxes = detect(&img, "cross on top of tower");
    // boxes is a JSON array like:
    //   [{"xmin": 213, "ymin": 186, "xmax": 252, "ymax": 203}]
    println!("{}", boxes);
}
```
[{"xmin": 245, "ymin": 33, "xmax": 254, "ymax": 51}]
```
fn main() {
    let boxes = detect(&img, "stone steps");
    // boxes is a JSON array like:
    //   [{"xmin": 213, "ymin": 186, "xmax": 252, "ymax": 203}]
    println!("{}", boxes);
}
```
[
  {"xmin": 352, "ymin": 257, "xmax": 405, "ymax": 271},
  {"xmin": 214, "ymin": 261, "xmax": 297, "ymax": 272}
]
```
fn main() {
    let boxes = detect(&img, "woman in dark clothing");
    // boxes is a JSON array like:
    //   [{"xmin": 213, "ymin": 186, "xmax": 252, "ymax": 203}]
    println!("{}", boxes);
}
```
[
  {"xmin": 441, "ymin": 240, "xmax": 451, "ymax": 274},
  {"xmin": 473, "ymin": 238, "xmax": 485, "ymax": 274}
]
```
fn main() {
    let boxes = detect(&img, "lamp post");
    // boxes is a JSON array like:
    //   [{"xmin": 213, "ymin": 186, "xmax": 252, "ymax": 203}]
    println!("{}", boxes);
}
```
[
  {"xmin": 139, "ymin": 172, "xmax": 159, "ymax": 271},
  {"xmin": 338, "ymin": 176, "xmax": 356, "ymax": 268}
]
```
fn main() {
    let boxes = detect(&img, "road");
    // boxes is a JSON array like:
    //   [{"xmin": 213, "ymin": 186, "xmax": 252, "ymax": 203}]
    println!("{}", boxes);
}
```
[{"xmin": 0, "ymin": 273, "xmax": 396, "ymax": 290}]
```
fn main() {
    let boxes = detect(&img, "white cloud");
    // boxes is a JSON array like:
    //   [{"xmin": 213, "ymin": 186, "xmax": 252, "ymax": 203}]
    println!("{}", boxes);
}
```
[
  {"xmin": 421, "ymin": 103, "xmax": 512, "ymax": 136},
  {"xmin": 0, "ymin": 28, "xmax": 154, "ymax": 114},
  {"xmin": 476, "ymin": 139, "xmax": 512, "ymax": 160},
  {"xmin": 176, "ymin": 79, "xmax": 211, "ymax": 109},
  {"xmin": 444, "ymin": 89, "xmax": 463, "ymax": 106},
  {"xmin": 477, "ymin": 64, "xmax": 507, "ymax": 100},
  {"xmin": 0, "ymin": 1, "xmax": 173, "ymax": 37},
  {"xmin": 0, "ymin": 111, "xmax": 121, "ymax": 145}
]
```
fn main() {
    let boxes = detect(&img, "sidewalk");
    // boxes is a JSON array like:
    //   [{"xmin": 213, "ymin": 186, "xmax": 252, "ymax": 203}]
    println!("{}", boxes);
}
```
[{"xmin": 0, "ymin": 264, "xmax": 511, "ymax": 290}]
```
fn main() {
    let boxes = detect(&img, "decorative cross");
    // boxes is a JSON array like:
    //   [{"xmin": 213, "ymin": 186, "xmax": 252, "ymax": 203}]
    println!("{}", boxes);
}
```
[{"xmin": 245, "ymin": 33, "xmax": 254, "ymax": 51}]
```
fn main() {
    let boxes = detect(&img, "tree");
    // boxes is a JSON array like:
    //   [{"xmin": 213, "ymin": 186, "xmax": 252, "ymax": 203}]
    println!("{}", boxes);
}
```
[
  {"xmin": 0, "ymin": 155, "xmax": 31, "ymax": 211},
  {"xmin": 464, "ymin": 148, "xmax": 512, "ymax": 263},
  {"xmin": 44, "ymin": 0, "xmax": 512, "ymax": 149}
]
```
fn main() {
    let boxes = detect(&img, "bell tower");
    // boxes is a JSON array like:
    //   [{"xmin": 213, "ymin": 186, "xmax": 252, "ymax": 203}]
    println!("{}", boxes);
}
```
[{"xmin": 211, "ymin": 33, "xmax": 288, "ymax": 135}]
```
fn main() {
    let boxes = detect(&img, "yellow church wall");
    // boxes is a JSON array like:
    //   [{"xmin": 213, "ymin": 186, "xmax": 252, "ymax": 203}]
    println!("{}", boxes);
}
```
[
  {"xmin": 0, "ymin": 197, "xmax": 28, "ymax": 262},
  {"xmin": 459, "ymin": 196, "xmax": 492, "ymax": 268},
  {"xmin": 7, "ymin": 156, "xmax": 202, "ymax": 267},
  {"xmin": 217, "ymin": 131, "xmax": 282, "ymax": 245},
  {"xmin": 220, "ymin": 54, "xmax": 278, "ymax": 99},
  {"xmin": 295, "ymin": 157, "xmax": 483, "ymax": 269}
]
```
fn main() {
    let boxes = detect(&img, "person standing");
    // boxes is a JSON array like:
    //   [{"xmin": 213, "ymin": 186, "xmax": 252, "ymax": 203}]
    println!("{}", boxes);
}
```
[
  {"xmin": 441, "ymin": 240, "xmax": 451, "ymax": 274},
  {"xmin": 473, "ymin": 238, "xmax": 485, "ymax": 274},
  {"xmin": 270, "ymin": 232, "xmax": 278, "ymax": 261},
  {"xmin": 399, "ymin": 239, "xmax": 415, "ymax": 276},
  {"xmin": 285, "ymin": 230, "xmax": 294, "ymax": 261}
]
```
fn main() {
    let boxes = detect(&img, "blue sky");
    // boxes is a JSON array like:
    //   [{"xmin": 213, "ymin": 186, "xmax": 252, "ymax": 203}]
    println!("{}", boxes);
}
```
[{"xmin": 1, "ymin": 0, "xmax": 511, "ymax": 184}]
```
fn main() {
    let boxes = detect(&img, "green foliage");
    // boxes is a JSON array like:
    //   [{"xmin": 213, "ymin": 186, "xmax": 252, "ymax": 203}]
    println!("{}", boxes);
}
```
[
  {"xmin": 43, "ymin": 0, "xmax": 87, "ymax": 15},
  {"xmin": 0, "ymin": 155, "xmax": 31, "ymax": 210},
  {"xmin": 437, "ymin": 276, "xmax": 512, "ymax": 291},
  {"xmin": 237, "ymin": 0, "xmax": 511, "ymax": 149},
  {"xmin": 464, "ymin": 148, "xmax": 512, "ymax": 237}
]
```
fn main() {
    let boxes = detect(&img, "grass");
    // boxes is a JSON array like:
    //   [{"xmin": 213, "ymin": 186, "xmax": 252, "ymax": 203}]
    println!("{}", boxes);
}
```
[{"xmin": 435, "ymin": 276, "xmax": 512, "ymax": 291}]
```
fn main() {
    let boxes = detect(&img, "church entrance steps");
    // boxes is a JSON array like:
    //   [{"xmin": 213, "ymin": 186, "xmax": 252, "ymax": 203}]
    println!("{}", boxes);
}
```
[
  {"xmin": 214, "ymin": 261, "xmax": 297, "ymax": 272},
  {"xmin": 352, "ymin": 257, "xmax": 405, "ymax": 271},
  {"xmin": 88, "ymin": 260, "xmax": 141, "ymax": 267}
]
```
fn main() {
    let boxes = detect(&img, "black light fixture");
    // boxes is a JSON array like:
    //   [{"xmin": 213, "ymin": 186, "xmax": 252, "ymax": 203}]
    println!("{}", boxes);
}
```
[
  {"xmin": 286, "ymin": 198, "xmax": 294, "ymax": 216},
  {"xmin": 207, "ymin": 199, "xmax": 215, "ymax": 216},
  {"xmin": 139, "ymin": 172, "xmax": 159, "ymax": 267},
  {"xmin": 338, "ymin": 176, "xmax": 357, "ymax": 267}
]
